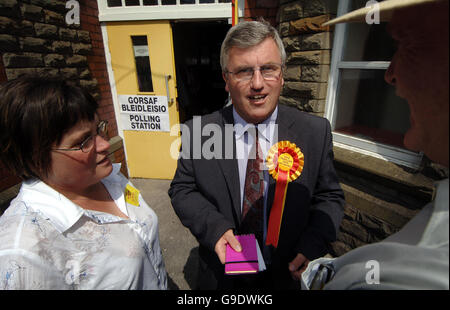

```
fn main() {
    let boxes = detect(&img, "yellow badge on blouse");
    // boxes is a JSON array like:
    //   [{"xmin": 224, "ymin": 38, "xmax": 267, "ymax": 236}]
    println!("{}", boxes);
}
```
[{"xmin": 125, "ymin": 184, "xmax": 140, "ymax": 207}]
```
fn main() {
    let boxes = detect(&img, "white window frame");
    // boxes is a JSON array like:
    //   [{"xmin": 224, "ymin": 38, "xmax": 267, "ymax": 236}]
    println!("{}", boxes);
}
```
[
  {"xmin": 325, "ymin": 0, "xmax": 423, "ymax": 169},
  {"xmin": 97, "ymin": 0, "xmax": 244, "ymax": 22}
]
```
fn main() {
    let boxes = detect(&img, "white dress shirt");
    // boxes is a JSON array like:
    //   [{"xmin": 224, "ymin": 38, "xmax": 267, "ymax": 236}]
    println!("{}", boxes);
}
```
[
  {"xmin": 302, "ymin": 178, "xmax": 449, "ymax": 290},
  {"xmin": 0, "ymin": 164, "xmax": 167, "ymax": 290},
  {"xmin": 233, "ymin": 106, "xmax": 278, "ymax": 211},
  {"xmin": 233, "ymin": 106, "xmax": 278, "ymax": 248}
]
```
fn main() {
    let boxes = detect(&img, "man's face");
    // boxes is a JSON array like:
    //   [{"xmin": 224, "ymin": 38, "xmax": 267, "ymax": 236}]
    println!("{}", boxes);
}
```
[
  {"xmin": 385, "ymin": 2, "xmax": 449, "ymax": 166},
  {"xmin": 223, "ymin": 37, "xmax": 284, "ymax": 124}
]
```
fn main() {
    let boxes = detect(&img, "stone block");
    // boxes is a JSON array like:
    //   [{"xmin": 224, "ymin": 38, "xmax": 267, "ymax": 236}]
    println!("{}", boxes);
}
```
[
  {"xmin": 79, "ymin": 68, "xmax": 91, "ymax": 79},
  {"xmin": 77, "ymin": 30, "xmax": 91, "ymax": 43},
  {"xmin": 282, "ymin": 36, "xmax": 301, "ymax": 52},
  {"xmin": 80, "ymin": 78, "xmax": 99, "ymax": 92},
  {"xmin": 44, "ymin": 9, "xmax": 65, "ymax": 26},
  {"xmin": 340, "ymin": 183, "xmax": 418, "ymax": 228},
  {"xmin": 59, "ymin": 27, "xmax": 77, "ymax": 41},
  {"xmin": 306, "ymin": 99, "xmax": 326, "ymax": 113},
  {"xmin": 21, "ymin": 36, "xmax": 50, "ymax": 53},
  {"xmin": 60, "ymin": 67, "xmax": 78, "ymax": 79},
  {"xmin": 34, "ymin": 22, "xmax": 58, "ymax": 39},
  {"xmin": 279, "ymin": 95, "xmax": 298, "ymax": 108},
  {"xmin": 330, "ymin": 240, "xmax": 352, "ymax": 256},
  {"xmin": 35, "ymin": 67, "xmax": 59, "ymax": 77},
  {"xmin": 302, "ymin": 0, "xmax": 338, "ymax": 17},
  {"xmin": 65, "ymin": 55, "xmax": 87, "ymax": 67},
  {"xmin": 52, "ymin": 40, "xmax": 72, "ymax": 53},
  {"xmin": 343, "ymin": 203, "xmax": 358, "ymax": 220},
  {"xmin": 283, "ymin": 81, "xmax": 328, "ymax": 99},
  {"xmin": 20, "ymin": 3, "xmax": 43, "ymax": 22},
  {"xmin": 30, "ymin": 0, "xmax": 66, "ymax": 13},
  {"xmin": 0, "ymin": 0, "xmax": 20, "ymax": 18},
  {"xmin": 340, "ymin": 218, "xmax": 370, "ymax": 243},
  {"xmin": 279, "ymin": 96, "xmax": 325, "ymax": 113},
  {"xmin": 278, "ymin": 21, "xmax": 290, "ymax": 37},
  {"xmin": 72, "ymin": 43, "xmax": 92, "ymax": 55},
  {"xmin": 17, "ymin": 20, "xmax": 35, "ymax": 36},
  {"xmin": 301, "ymin": 64, "xmax": 330, "ymax": 82},
  {"xmin": 5, "ymin": 68, "xmax": 37, "ymax": 80},
  {"xmin": 43, "ymin": 53, "xmax": 65, "ymax": 67},
  {"xmin": 279, "ymin": 1, "xmax": 303, "ymax": 22},
  {"xmin": 301, "ymin": 32, "xmax": 332, "ymax": 50},
  {"xmin": 337, "ymin": 231, "xmax": 366, "ymax": 250},
  {"xmin": 287, "ymin": 50, "xmax": 331, "ymax": 65},
  {"xmin": 0, "ymin": 34, "xmax": 19, "ymax": 52},
  {"xmin": 0, "ymin": 16, "xmax": 18, "ymax": 34},
  {"xmin": 3, "ymin": 52, "xmax": 43, "ymax": 68},
  {"xmin": 289, "ymin": 14, "xmax": 332, "ymax": 35},
  {"xmin": 284, "ymin": 65, "xmax": 301, "ymax": 80}
]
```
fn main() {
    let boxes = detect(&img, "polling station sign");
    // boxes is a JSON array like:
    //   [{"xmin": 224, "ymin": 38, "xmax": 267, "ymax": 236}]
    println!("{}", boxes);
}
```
[{"xmin": 119, "ymin": 95, "xmax": 170, "ymax": 132}]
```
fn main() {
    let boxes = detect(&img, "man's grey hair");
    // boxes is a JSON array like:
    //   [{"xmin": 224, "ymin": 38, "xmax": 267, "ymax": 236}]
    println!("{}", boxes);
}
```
[{"xmin": 220, "ymin": 19, "xmax": 286, "ymax": 72}]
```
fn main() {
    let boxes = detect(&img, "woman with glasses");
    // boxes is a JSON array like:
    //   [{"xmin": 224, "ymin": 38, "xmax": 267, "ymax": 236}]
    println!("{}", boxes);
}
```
[{"xmin": 0, "ymin": 75, "xmax": 167, "ymax": 289}]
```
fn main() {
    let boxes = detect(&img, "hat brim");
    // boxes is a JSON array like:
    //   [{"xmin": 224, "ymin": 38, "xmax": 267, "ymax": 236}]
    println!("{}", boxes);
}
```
[{"xmin": 323, "ymin": 0, "xmax": 438, "ymax": 26}]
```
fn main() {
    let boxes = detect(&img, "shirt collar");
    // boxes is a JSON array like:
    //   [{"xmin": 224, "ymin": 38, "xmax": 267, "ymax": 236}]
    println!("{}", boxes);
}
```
[
  {"xmin": 20, "ymin": 179, "xmax": 85, "ymax": 233},
  {"xmin": 20, "ymin": 164, "xmax": 124, "ymax": 233},
  {"xmin": 232, "ymin": 106, "xmax": 278, "ymax": 142}
]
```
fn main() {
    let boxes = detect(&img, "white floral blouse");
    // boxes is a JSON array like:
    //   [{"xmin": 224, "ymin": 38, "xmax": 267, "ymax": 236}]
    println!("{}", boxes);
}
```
[{"xmin": 0, "ymin": 164, "xmax": 167, "ymax": 290}]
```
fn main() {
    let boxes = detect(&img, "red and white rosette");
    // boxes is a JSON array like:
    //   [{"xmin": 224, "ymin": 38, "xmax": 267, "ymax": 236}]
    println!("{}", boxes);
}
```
[{"xmin": 265, "ymin": 141, "xmax": 304, "ymax": 248}]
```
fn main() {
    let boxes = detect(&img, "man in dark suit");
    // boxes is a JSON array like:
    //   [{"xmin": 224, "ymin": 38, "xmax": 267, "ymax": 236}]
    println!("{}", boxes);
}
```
[{"xmin": 169, "ymin": 20, "xmax": 344, "ymax": 289}]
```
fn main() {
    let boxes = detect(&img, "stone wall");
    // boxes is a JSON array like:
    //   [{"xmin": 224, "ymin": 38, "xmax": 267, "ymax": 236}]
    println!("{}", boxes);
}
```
[
  {"xmin": 0, "ymin": 0, "xmax": 127, "ymax": 213},
  {"xmin": 330, "ymin": 147, "xmax": 438, "ymax": 256},
  {"xmin": 278, "ymin": 0, "xmax": 336, "ymax": 116}
]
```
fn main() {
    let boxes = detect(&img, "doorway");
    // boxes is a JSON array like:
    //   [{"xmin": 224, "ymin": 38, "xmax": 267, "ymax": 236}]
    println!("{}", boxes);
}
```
[{"xmin": 172, "ymin": 20, "xmax": 230, "ymax": 123}]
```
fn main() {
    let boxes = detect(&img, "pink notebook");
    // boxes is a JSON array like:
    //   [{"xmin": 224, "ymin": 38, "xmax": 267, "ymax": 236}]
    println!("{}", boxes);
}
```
[{"xmin": 225, "ymin": 234, "xmax": 259, "ymax": 275}]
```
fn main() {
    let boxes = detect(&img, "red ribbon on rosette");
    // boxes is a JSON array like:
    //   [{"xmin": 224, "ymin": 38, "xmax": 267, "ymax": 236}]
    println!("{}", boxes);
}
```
[{"xmin": 265, "ymin": 141, "xmax": 304, "ymax": 248}]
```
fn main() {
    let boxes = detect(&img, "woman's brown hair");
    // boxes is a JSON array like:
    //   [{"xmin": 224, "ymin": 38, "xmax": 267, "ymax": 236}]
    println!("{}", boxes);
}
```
[{"xmin": 0, "ymin": 75, "xmax": 98, "ymax": 180}]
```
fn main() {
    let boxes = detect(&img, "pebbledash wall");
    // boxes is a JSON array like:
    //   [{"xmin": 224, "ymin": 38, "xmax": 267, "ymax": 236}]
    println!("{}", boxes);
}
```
[
  {"xmin": 0, "ymin": 0, "xmax": 127, "ymax": 211},
  {"xmin": 0, "ymin": 0, "xmax": 447, "ymax": 257}
]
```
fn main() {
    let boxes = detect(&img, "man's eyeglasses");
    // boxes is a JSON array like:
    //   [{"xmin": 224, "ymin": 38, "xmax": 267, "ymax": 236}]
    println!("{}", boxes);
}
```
[
  {"xmin": 225, "ymin": 63, "xmax": 283, "ymax": 82},
  {"xmin": 53, "ymin": 120, "xmax": 108, "ymax": 153}
]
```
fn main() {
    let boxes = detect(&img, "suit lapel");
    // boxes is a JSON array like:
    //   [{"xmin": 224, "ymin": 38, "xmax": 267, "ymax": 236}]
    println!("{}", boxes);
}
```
[{"xmin": 217, "ymin": 106, "xmax": 242, "ymax": 223}]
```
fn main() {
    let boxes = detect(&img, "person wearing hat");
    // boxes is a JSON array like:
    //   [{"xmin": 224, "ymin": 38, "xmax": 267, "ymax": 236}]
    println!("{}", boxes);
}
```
[{"xmin": 301, "ymin": 0, "xmax": 448, "ymax": 289}]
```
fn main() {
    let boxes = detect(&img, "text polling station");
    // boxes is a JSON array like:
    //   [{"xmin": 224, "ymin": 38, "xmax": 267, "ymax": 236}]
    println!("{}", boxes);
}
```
[{"xmin": 119, "ymin": 95, "xmax": 170, "ymax": 132}]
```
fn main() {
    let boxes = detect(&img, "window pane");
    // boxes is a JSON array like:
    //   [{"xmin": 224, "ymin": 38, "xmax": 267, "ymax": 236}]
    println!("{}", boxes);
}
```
[
  {"xmin": 342, "ymin": 22, "xmax": 396, "ymax": 61},
  {"xmin": 181, "ymin": 0, "xmax": 195, "ymax": 4},
  {"xmin": 107, "ymin": 0, "xmax": 122, "ymax": 7},
  {"xmin": 162, "ymin": 0, "xmax": 176, "ymax": 5},
  {"xmin": 125, "ymin": 0, "xmax": 140, "ymax": 5},
  {"xmin": 143, "ymin": 0, "xmax": 158, "ymax": 5},
  {"xmin": 131, "ymin": 36, "xmax": 154, "ymax": 92},
  {"xmin": 343, "ymin": 0, "xmax": 395, "ymax": 61},
  {"xmin": 200, "ymin": 0, "xmax": 215, "ymax": 3},
  {"xmin": 219, "ymin": 0, "xmax": 231, "ymax": 2},
  {"xmin": 334, "ymin": 69, "xmax": 410, "ymax": 148}
]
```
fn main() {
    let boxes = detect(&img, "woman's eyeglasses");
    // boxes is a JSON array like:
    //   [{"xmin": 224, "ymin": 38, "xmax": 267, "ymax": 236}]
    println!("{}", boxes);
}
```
[{"xmin": 53, "ymin": 120, "xmax": 108, "ymax": 153}]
